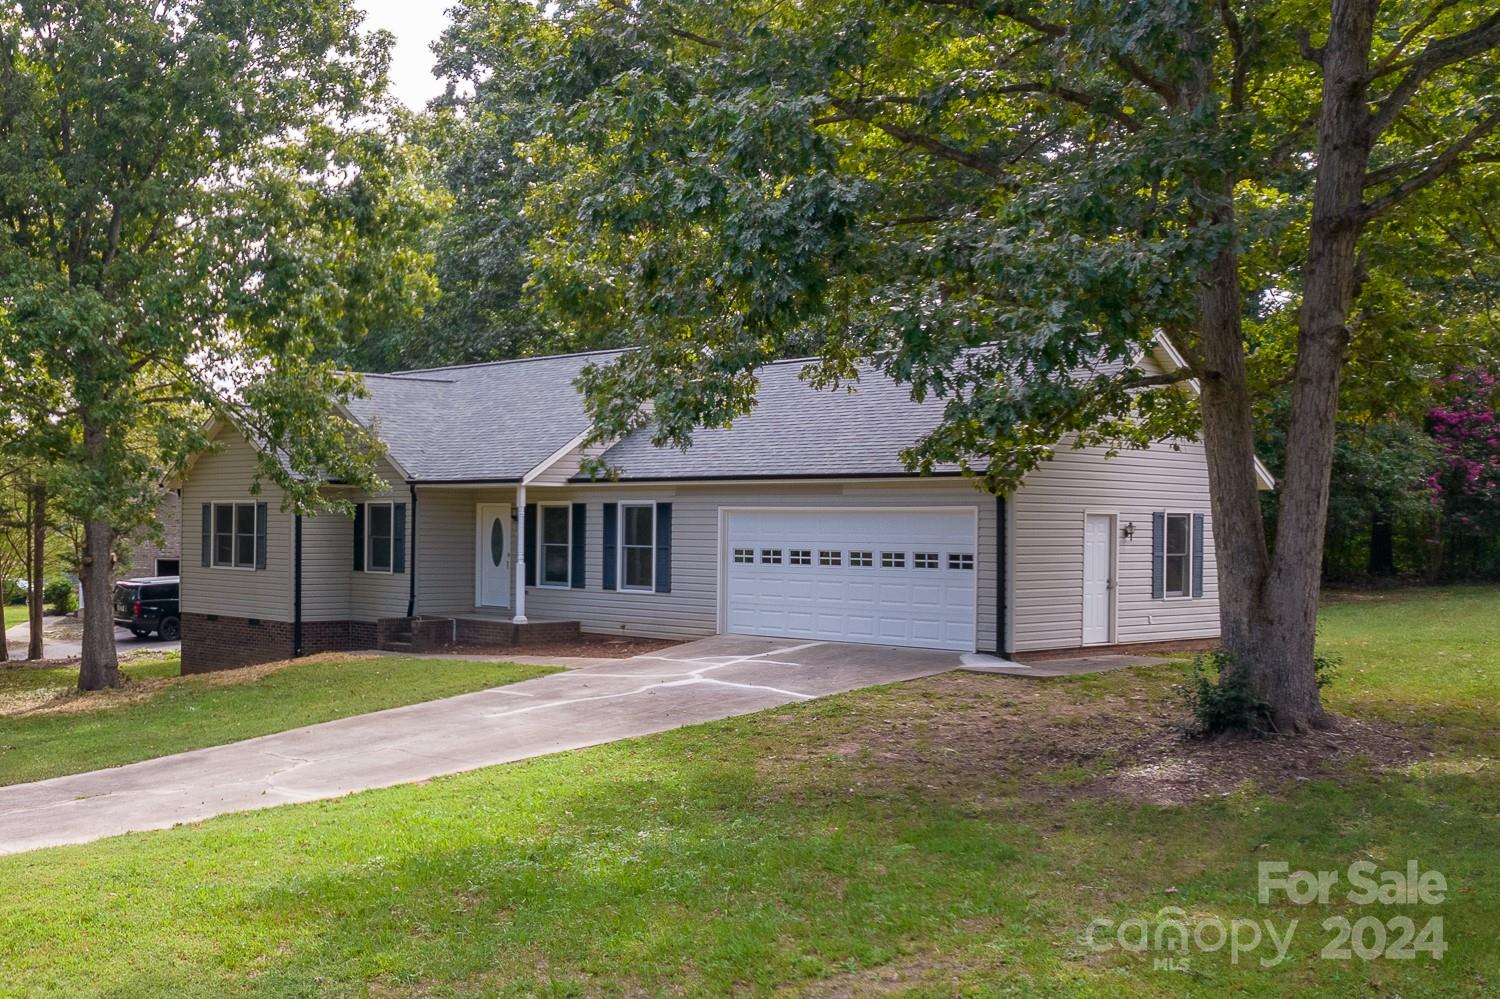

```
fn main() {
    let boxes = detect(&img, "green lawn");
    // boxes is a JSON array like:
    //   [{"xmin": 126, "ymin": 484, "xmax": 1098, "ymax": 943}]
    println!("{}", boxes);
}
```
[
  {"xmin": 3, "ymin": 604, "xmax": 27, "ymax": 629},
  {"xmin": 1, "ymin": 587, "xmax": 1495, "ymax": 998},
  {"xmin": 0, "ymin": 654, "xmax": 557, "ymax": 786}
]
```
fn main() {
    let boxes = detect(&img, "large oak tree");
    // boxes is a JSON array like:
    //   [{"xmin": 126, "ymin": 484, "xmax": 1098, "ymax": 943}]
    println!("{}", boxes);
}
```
[
  {"xmin": 0, "ymin": 1, "xmax": 433, "ymax": 689},
  {"xmin": 439, "ymin": 0, "xmax": 1499, "ymax": 732}
]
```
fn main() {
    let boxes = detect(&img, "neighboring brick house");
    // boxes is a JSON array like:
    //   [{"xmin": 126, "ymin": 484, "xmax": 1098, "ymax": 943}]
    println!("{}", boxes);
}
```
[{"xmin": 120, "ymin": 490, "xmax": 182, "ymax": 579}]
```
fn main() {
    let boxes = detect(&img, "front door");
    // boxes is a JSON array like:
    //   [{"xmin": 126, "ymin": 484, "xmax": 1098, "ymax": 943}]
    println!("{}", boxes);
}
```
[
  {"xmin": 1082, "ymin": 513, "xmax": 1114, "ymax": 645},
  {"xmin": 476, "ymin": 503, "xmax": 512, "ymax": 607}
]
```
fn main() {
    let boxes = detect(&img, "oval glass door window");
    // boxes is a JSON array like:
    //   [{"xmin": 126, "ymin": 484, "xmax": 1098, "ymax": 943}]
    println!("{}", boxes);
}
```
[{"xmin": 489, "ymin": 519, "xmax": 506, "ymax": 567}]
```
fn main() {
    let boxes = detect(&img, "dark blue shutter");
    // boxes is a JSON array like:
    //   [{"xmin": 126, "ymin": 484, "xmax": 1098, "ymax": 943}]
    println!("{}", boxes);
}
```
[
  {"xmin": 524, "ymin": 503, "xmax": 536, "ymax": 587},
  {"xmin": 393, "ymin": 503, "xmax": 407, "ymax": 574},
  {"xmin": 571, "ymin": 503, "xmax": 587, "ymax": 588},
  {"xmin": 352, "ymin": 503, "xmax": 365, "ymax": 571},
  {"xmin": 602, "ymin": 502, "xmax": 618, "ymax": 591},
  {"xmin": 654, "ymin": 503, "xmax": 672, "ymax": 593},
  {"xmin": 200, "ymin": 504, "xmax": 211, "ymax": 567},
  {"xmin": 254, "ymin": 503, "xmax": 268, "ymax": 570},
  {"xmin": 1151, "ymin": 511, "xmax": 1165, "ymax": 599},
  {"xmin": 1192, "ymin": 513, "xmax": 1205, "ymax": 598}
]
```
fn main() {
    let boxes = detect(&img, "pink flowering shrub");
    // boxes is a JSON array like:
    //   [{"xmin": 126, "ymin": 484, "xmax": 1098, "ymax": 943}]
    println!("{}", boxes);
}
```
[{"xmin": 1426, "ymin": 369, "xmax": 1500, "ymax": 537}]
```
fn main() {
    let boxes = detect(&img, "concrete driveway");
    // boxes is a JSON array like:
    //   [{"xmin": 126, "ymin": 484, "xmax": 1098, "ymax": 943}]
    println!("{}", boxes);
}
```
[{"xmin": 0, "ymin": 636, "xmax": 962, "ymax": 855}]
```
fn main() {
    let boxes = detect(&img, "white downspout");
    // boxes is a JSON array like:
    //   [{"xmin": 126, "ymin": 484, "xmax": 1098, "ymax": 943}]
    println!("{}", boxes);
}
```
[{"xmin": 513, "ymin": 485, "xmax": 528, "ymax": 623}]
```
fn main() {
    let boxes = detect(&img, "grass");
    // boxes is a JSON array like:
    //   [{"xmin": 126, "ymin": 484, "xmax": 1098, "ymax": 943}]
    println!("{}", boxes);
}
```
[
  {"xmin": 0, "ymin": 654, "xmax": 557, "ymax": 786},
  {"xmin": 0, "ymin": 587, "xmax": 1495, "ymax": 998},
  {"xmin": 2, "ymin": 604, "xmax": 28, "ymax": 629}
]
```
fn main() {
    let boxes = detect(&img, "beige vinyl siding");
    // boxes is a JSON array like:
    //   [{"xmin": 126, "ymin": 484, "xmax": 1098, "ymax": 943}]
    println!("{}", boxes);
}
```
[
  {"xmin": 179, "ymin": 427, "xmax": 293, "ymax": 621},
  {"xmin": 299, "ymin": 509, "xmax": 352, "ymax": 622},
  {"xmin": 347, "ymin": 456, "xmax": 413, "ymax": 621},
  {"xmin": 410, "ymin": 479, "xmax": 1000, "ymax": 649},
  {"xmin": 1009, "ymin": 438, "xmax": 1219, "ymax": 652}
]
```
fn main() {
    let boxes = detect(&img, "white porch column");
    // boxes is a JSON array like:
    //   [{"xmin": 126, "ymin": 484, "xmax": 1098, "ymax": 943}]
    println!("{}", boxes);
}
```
[{"xmin": 513, "ymin": 484, "xmax": 528, "ymax": 623}]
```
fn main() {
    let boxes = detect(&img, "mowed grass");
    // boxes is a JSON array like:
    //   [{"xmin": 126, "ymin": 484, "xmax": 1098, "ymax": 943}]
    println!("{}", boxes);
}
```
[
  {"xmin": 0, "ymin": 588, "xmax": 1496, "ymax": 998},
  {"xmin": 3, "ymin": 604, "xmax": 28, "ymax": 629},
  {"xmin": 0, "ymin": 654, "xmax": 557, "ymax": 786}
]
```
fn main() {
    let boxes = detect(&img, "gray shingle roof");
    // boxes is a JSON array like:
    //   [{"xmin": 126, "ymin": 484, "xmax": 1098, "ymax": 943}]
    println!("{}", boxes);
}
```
[
  {"xmin": 591, "ymin": 358, "xmax": 955, "ymax": 480},
  {"xmin": 345, "ymin": 350, "xmax": 626, "ymax": 481},
  {"xmin": 346, "ymin": 350, "xmax": 955, "ymax": 483}
]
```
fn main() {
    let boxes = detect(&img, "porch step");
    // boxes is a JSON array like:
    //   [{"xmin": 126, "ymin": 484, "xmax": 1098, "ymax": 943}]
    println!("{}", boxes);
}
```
[{"xmin": 382, "ymin": 640, "xmax": 414, "ymax": 652}]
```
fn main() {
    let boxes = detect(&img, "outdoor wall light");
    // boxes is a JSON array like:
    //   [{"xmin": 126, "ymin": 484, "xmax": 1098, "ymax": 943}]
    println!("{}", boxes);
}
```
[{"xmin": 1121, "ymin": 522, "xmax": 1136, "ymax": 542}]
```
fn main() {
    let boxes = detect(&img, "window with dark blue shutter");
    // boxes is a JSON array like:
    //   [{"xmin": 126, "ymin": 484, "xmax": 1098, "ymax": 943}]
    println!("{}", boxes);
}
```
[
  {"xmin": 393, "ymin": 503, "xmax": 407, "ymax": 574},
  {"xmin": 1192, "ymin": 513, "xmax": 1205, "ymax": 598},
  {"xmin": 654, "ymin": 503, "xmax": 672, "ymax": 593},
  {"xmin": 201, "ymin": 504, "xmax": 211, "ymax": 567},
  {"xmin": 353, "ymin": 503, "xmax": 366, "ymax": 571},
  {"xmin": 602, "ymin": 503, "xmax": 618, "ymax": 590},
  {"xmin": 523, "ymin": 503, "xmax": 537, "ymax": 587},
  {"xmin": 1151, "ymin": 511, "xmax": 1165, "ymax": 599},
  {"xmin": 571, "ymin": 503, "xmax": 587, "ymax": 589},
  {"xmin": 254, "ymin": 502, "xmax": 267, "ymax": 570}
]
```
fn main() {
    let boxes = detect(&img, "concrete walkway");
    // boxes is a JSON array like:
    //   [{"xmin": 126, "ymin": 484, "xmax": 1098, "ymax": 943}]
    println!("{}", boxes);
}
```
[{"xmin": 0, "ymin": 636, "xmax": 960, "ymax": 855}]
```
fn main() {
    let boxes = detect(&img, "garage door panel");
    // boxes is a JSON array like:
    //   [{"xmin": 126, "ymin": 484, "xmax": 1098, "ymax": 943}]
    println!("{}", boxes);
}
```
[{"xmin": 725, "ymin": 509, "xmax": 977, "ymax": 652}]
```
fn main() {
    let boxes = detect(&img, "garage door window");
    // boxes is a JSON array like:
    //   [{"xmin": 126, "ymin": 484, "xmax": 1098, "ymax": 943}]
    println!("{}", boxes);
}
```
[
  {"xmin": 914, "ymin": 552, "xmax": 939, "ymax": 569},
  {"xmin": 881, "ymin": 551, "xmax": 905, "ymax": 568},
  {"xmin": 948, "ymin": 553, "xmax": 974, "ymax": 570},
  {"xmin": 789, "ymin": 549, "xmax": 812, "ymax": 565},
  {"xmin": 819, "ymin": 550, "xmax": 841, "ymax": 566},
  {"xmin": 849, "ymin": 550, "xmax": 873, "ymax": 567},
  {"xmin": 761, "ymin": 548, "xmax": 782, "ymax": 564},
  {"xmin": 620, "ymin": 503, "xmax": 655, "ymax": 590},
  {"xmin": 733, "ymin": 547, "xmax": 754, "ymax": 563}
]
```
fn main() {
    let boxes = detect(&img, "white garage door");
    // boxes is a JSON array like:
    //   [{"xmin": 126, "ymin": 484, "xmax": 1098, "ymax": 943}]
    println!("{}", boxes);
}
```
[{"xmin": 723, "ymin": 508, "xmax": 978, "ymax": 651}]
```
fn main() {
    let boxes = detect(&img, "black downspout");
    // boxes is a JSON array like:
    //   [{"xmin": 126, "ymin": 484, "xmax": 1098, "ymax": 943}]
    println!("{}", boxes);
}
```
[
  {"xmin": 293, "ymin": 513, "xmax": 304, "ymax": 658},
  {"xmin": 406, "ymin": 483, "xmax": 417, "ymax": 618},
  {"xmin": 996, "ymin": 495, "xmax": 1010, "ymax": 656}
]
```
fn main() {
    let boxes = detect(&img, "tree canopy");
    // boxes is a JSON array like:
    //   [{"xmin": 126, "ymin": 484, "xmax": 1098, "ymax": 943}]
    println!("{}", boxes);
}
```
[
  {"xmin": 434, "ymin": 0, "xmax": 1500, "ymax": 731},
  {"xmin": 0, "ymin": 0, "xmax": 435, "ymax": 687}
]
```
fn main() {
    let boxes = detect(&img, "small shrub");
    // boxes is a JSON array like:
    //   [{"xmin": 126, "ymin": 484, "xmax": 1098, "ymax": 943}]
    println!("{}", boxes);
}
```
[
  {"xmin": 43, "ymin": 577, "xmax": 76, "ymax": 615},
  {"xmin": 1177, "ymin": 650, "xmax": 1342, "ymax": 737}
]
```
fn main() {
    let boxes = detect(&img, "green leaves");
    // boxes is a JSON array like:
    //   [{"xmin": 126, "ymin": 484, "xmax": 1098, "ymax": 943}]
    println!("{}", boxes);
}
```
[{"xmin": 0, "ymin": 0, "xmax": 435, "ymax": 523}]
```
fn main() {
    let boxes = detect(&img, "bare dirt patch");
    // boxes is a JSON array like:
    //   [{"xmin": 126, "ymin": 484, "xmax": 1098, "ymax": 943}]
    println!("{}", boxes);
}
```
[
  {"xmin": 446, "ymin": 635, "xmax": 680, "ymax": 660},
  {"xmin": 756, "ymin": 671, "xmax": 1421, "ymax": 807}
]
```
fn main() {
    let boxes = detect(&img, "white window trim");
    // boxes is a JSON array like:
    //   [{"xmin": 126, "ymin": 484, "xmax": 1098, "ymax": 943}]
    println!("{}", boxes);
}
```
[
  {"xmin": 538, "ymin": 502, "xmax": 572, "ymax": 589},
  {"xmin": 1161, "ymin": 510, "xmax": 1194, "ymax": 600},
  {"xmin": 365, "ymin": 500, "xmax": 395, "ymax": 575},
  {"xmin": 209, "ymin": 501, "xmax": 258, "ymax": 571},
  {"xmin": 617, "ymin": 501, "xmax": 656, "ymax": 593}
]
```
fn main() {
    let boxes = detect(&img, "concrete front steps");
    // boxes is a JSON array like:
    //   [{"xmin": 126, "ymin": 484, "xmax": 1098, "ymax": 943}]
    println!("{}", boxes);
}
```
[{"xmin": 375, "ymin": 615, "xmax": 580, "ymax": 654}]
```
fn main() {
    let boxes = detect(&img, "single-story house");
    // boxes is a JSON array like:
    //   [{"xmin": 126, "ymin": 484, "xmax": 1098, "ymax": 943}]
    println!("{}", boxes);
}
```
[{"xmin": 176, "ymin": 342, "xmax": 1270, "ymax": 673}]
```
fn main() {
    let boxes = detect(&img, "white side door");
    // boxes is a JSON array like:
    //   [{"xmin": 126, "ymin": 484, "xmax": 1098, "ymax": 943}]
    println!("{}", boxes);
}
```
[
  {"xmin": 1082, "ymin": 513, "xmax": 1114, "ymax": 645},
  {"xmin": 475, "ymin": 503, "xmax": 512, "ymax": 608}
]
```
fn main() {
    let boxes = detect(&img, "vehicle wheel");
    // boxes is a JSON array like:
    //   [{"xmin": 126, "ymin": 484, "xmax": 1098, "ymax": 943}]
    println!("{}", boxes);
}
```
[
  {"xmin": 159, "ymin": 617, "xmax": 181, "ymax": 642},
  {"xmin": 130, "ymin": 628, "xmax": 151, "ymax": 640}
]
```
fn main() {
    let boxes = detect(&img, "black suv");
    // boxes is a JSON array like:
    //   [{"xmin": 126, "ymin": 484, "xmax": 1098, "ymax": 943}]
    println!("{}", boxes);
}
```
[{"xmin": 113, "ymin": 576, "xmax": 181, "ymax": 640}]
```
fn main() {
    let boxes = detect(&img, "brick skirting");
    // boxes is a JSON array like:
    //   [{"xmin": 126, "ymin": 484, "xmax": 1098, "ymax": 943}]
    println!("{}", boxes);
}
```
[{"xmin": 181, "ymin": 613, "xmax": 296, "ymax": 673}]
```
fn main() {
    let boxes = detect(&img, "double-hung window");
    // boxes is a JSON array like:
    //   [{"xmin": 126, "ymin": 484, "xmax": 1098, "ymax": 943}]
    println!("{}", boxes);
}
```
[
  {"xmin": 1163, "ymin": 512, "xmax": 1192, "ymax": 598},
  {"xmin": 541, "ymin": 505, "xmax": 572, "ymax": 587},
  {"xmin": 366, "ymin": 502, "xmax": 394, "ymax": 573},
  {"xmin": 620, "ymin": 503, "xmax": 655, "ymax": 591},
  {"xmin": 212, "ymin": 503, "xmax": 257, "ymax": 569}
]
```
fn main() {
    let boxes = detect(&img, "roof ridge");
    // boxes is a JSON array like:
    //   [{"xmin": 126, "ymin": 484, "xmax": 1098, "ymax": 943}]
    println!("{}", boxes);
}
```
[
  {"xmin": 381, "ymin": 346, "xmax": 630, "ymax": 376},
  {"xmin": 359, "ymin": 372, "xmax": 458, "ymax": 384}
]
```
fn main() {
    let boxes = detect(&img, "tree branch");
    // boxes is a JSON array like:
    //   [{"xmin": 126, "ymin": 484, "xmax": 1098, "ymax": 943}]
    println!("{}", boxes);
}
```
[
  {"xmin": 827, "ymin": 98, "xmax": 1013, "ymax": 183},
  {"xmin": 1362, "ymin": 106, "xmax": 1500, "ymax": 220},
  {"xmin": 1217, "ymin": 0, "xmax": 1249, "ymax": 110},
  {"xmin": 1368, "ymin": 11, "xmax": 1500, "ymax": 135}
]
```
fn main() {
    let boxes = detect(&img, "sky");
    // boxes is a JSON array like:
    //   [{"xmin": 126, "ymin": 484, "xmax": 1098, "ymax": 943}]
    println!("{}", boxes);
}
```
[{"xmin": 356, "ymin": 1, "xmax": 453, "ymax": 109}]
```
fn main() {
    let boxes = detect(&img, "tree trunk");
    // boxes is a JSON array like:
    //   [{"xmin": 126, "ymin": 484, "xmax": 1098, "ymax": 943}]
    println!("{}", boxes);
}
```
[
  {"xmin": 1368, "ymin": 513, "xmax": 1395, "ymax": 576},
  {"xmin": 77, "ymin": 516, "xmax": 121, "ymax": 690},
  {"xmin": 77, "ymin": 416, "xmax": 122, "ymax": 691},
  {"xmin": 27, "ymin": 482, "xmax": 45, "ymax": 661}
]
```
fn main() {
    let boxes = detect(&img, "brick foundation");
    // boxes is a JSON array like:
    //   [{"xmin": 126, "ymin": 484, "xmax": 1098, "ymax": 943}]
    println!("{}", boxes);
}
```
[
  {"xmin": 453, "ymin": 618, "xmax": 580, "ymax": 646},
  {"xmin": 181, "ymin": 613, "xmax": 295, "ymax": 673}
]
